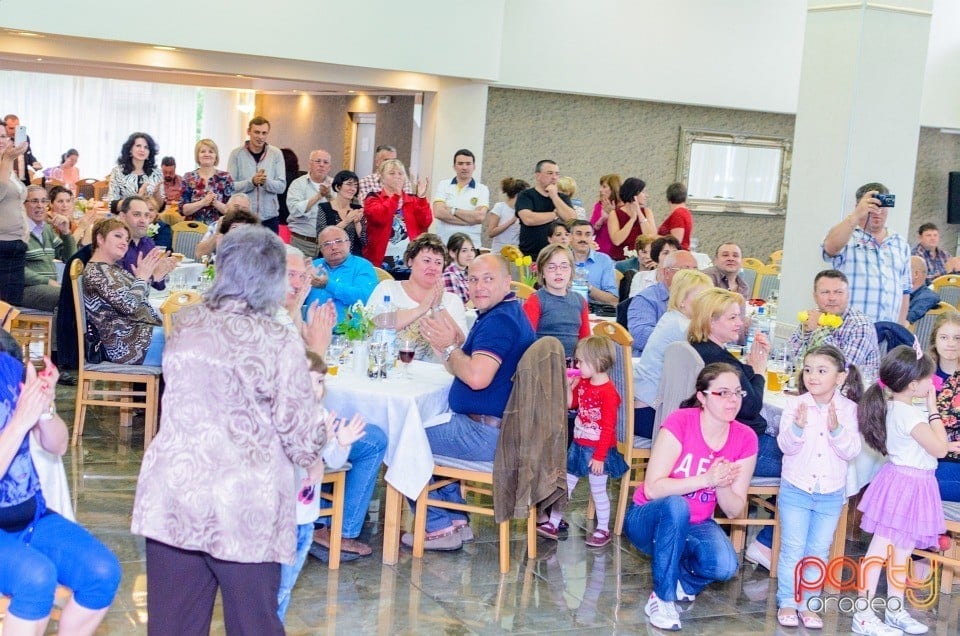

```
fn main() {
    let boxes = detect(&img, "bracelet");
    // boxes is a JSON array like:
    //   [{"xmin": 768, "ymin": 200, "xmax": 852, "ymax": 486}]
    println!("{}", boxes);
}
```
[{"xmin": 929, "ymin": 414, "xmax": 943, "ymax": 422}]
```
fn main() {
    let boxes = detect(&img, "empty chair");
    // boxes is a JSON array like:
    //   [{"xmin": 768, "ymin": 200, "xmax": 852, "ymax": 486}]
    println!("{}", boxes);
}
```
[{"xmin": 171, "ymin": 221, "xmax": 209, "ymax": 260}]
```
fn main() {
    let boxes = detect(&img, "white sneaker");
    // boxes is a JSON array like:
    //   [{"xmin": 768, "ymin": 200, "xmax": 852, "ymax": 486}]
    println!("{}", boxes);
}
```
[
  {"xmin": 676, "ymin": 580, "xmax": 695, "ymax": 602},
  {"xmin": 851, "ymin": 610, "xmax": 903, "ymax": 635},
  {"xmin": 644, "ymin": 592, "xmax": 681, "ymax": 631},
  {"xmin": 885, "ymin": 608, "xmax": 928, "ymax": 634},
  {"xmin": 744, "ymin": 539, "xmax": 772, "ymax": 571}
]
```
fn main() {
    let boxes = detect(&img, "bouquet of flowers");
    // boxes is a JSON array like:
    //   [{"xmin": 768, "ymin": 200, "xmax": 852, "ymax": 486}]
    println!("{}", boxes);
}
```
[
  {"xmin": 336, "ymin": 301, "xmax": 374, "ymax": 341},
  {"xmin": 146, "ymin": 223, "xmax": 160, "ymax": 238},
  {"xmin": 797, "ymin": 310, "xmax": 843, "ymax": 350},
  {"xmin": 499, "ymin": 246, "xmax": 536, "ymax": 287}
]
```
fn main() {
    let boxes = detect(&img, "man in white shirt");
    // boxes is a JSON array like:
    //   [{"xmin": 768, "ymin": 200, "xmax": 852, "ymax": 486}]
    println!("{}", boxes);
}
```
[
  {"xmin": 431, "ymin": 149, "xmax": 489, "ymax": 246},
  {"xmin": 286, "ymin": 149, "xmax": 334, "ymax": 258}
]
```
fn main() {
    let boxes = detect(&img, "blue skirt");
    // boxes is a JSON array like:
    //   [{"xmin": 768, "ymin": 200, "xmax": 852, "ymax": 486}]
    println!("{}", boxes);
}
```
[{"xmin": 567, "ymin": 442, "xmax": 629, "ymax": 478}]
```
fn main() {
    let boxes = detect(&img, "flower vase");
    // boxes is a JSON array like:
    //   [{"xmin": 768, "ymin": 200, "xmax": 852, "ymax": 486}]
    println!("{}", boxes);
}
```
[{"xmin": 351, "ymin": 340, "xmax": 369, "ymax": 376}]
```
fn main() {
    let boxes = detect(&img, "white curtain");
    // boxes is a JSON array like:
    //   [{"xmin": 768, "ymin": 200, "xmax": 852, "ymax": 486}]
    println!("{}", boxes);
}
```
[{"xmin": 0, "ymin": 71, "xmax": 244, "ymax": 179}]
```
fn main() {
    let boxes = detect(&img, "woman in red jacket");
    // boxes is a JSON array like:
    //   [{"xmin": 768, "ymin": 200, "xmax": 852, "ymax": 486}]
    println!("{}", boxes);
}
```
[{"xmin": 363, "ymin": 159, "xmax": 431, "ymax": 269}]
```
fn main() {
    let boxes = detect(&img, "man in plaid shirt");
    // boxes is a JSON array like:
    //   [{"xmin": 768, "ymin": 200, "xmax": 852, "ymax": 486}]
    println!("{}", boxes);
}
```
[
  {"xmin": 912, "ymin": 223, "xmax": 960, "ymax": 285},
  {"xmin": 822, "ymin": 182, "xmax": 911, "ymax": 325}
]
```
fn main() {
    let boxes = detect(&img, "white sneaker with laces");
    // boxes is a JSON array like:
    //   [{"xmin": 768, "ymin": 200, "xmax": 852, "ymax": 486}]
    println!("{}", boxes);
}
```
[
  {"xmin": 885, "ymin": 608, "xmax": 928, "ymax": 634},
  {"xmin": 644, "ymin": 592, "xmax": 681, "ymax": 631},
  {"xmin": 851, "ymin": 610, "xmax": 903, "ymax": 635},
  {"xmin": 676, "ymin": 580, "xmax": 695, "ymax": 602}
]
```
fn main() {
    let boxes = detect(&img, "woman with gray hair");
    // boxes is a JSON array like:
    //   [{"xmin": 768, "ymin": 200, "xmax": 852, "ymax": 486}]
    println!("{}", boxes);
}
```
[{"xmin": 131, "ymin": 225, "xmax": 326, "ymax": 634}]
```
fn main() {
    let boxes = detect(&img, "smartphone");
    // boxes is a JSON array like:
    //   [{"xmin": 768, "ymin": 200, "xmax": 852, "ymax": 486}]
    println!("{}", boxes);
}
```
[
  {"xmin": 875, "ymin": 193, "xmax": 895, "ymax": 207},
  {"xmin": 14, "ymin": 125, "xmax": 27, "ymax": 146}
]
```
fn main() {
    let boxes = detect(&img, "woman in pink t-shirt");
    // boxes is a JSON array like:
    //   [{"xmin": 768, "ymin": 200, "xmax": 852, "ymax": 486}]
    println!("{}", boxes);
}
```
[{"xmin": 624, "ymin": 363, "xmax": 758, "ymax": 631}]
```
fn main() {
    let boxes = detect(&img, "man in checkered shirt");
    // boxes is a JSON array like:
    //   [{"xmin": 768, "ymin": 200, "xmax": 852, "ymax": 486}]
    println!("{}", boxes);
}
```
[
  {"xmin": 357, "ymin": 144, "xmax": 412, "ymax": 202},
  {"xmin": 821, "ymin": 182, "xmax": 911, "ymax": 325}
]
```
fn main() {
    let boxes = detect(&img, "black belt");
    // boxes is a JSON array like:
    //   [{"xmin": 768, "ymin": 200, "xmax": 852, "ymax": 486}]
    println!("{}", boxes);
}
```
[
  {"xmin": 467, "ymin": 413, "xmax": 502, "ymax": 428},
  {"xmin": 290, "ymin": 231, "xmax": 317, "ymax": 244}
]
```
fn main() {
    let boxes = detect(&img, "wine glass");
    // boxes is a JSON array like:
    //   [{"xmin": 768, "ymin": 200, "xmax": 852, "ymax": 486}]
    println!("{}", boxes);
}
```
[{"xmin": 398, "ymin": 336, "xmax": 416, "ymax": 379}]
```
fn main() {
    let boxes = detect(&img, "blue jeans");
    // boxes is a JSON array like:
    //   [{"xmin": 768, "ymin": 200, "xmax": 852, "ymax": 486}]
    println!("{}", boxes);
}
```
[
  {"xmin": 318, "ymin": 425, "xmax": 388, "ymax": 538},
  {"xmin": 276, "ymin": 522, "xmax": 313, "ymax": 622},
  {"xmin": 623, "ymin": 496, "xmax": 738, "ymax": 601},
  {"xmin": 754, "ymin": 432, "xmax": 783, "ymax": 548},
  {"xmin": 142, "ymin": 325, "xmax": 165, "ymax": 366},
  {"xmin": 775, "ymin": 481, "xmax": 845, "ymax": 609},
  {"xmin": 936, "ymin": 460, "xmax": 960, "ymax": 502},
  {"xmin": 0, "ymin": 510, "xmax": 121, "ymax": 620},
  {"xmin": 419, "ymin": 413, "xmax": 500, "ymax": 533}
]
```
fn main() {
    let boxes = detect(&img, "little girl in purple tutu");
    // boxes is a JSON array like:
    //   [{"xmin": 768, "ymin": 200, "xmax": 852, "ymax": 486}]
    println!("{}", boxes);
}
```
[{"xmin": 853, "ymin": 345, "xmax": 960, "ymax": 636}]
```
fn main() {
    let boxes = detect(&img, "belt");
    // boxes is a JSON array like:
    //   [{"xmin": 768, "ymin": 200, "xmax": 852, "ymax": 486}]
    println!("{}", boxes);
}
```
[
  {"xmin": 466, "ymin": 413, "xmax": 502, "ymax": 428},
  {"xmin": 290, "ymin": 231, "xmax": 317, "ymax": 244}
]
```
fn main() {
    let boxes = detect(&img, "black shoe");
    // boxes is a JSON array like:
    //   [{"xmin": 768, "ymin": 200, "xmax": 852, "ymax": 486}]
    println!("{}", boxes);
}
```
[{"xmin": 58, "ymin": 372, "xmax": 78, "ymax": 386}]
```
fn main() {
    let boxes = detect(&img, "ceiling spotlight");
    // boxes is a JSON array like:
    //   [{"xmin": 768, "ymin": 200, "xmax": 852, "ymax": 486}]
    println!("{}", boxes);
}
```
[{"xmin": 152, "ymin": 45, "xmax": 178, "ymax": 51}]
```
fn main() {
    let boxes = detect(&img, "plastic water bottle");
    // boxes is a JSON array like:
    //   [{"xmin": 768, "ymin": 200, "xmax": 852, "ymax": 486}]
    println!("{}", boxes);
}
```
[
  {"xmin": 765, "ymin": 290, "xmax": 778, "ymax": 323},
  {"xmin": 749, "ymin": 306, "xmax": 772, "ymax": 356},
  {"xmin": 572, "ymin": 263, "xmax": 589, "ymax": 300},
  {"xmin": 372, "ymin": 295, "xmax": 397, "ymax": 377}
]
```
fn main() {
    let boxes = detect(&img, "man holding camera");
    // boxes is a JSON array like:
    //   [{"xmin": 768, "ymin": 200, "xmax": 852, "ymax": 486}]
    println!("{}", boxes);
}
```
[{"xmin": 822, "ymin": 182, "xmax": 912, "ymax": 325}]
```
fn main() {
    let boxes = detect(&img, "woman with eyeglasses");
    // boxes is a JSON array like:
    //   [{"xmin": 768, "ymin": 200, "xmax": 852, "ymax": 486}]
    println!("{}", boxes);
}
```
[
  {"xmin": 318, "ymin": 170, "xmax": 366, "ymax": 257},
  {"xmin": 624, "ymin": 362, "xmax": 757, "ymax": 631},
  {"xmin": 522, "ymin": 243, "xmax": 589, "ymax": 359},
  {"xmin": 442, "ymin": 233, "xmax": 475, "ymax": 305}
]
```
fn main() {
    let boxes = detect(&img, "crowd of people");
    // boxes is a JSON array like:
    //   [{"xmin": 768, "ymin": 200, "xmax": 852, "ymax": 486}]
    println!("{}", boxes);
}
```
[{"xmin": 5, "ymin": 111, "xmax": 960, "ymax": 634}]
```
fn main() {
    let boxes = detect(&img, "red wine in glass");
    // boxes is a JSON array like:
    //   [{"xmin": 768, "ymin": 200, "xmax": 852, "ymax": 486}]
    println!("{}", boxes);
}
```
[{"xmin": 399, "ymin": 349, "xmax": 415, "ymax": 364}]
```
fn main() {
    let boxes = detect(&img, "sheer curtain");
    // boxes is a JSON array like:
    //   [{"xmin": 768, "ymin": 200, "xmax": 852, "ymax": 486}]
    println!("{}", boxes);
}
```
[{"xmin": 0, "ymin": 71, "xmax": 243, "ymax": 179}]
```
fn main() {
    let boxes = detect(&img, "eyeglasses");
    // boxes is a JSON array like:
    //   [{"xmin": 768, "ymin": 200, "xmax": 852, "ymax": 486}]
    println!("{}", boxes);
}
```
[
  {"xmin": 544, "ymin": 263, "xmax": 571, "ymax": 273},
  {"xmin": 320, "ymin": 239, "xmax": 349, "ymax": 248},
  {"xmin": 25, "ymin": 198, "xmax": 49, "ymax": 205},
  {"xmin": 704, "ymin": 389, "xmax": 747, "ymax": 400}
]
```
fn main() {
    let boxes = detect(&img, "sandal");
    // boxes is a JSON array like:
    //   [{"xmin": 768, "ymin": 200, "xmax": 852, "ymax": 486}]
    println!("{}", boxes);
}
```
[
  {"xmin": 799, "ymin": 611, "xmax": 822, "ymax": 629},
  {"xmin": 536, "ymin": 521, "xmax": 559, "ymax": 540},
  {"xmin": 777, "ymin": 609, "xmax": 799, "ymax": 627},
  {"xmin": 585, "ymin": 529, "xmax": 611, "ymax": 548}
]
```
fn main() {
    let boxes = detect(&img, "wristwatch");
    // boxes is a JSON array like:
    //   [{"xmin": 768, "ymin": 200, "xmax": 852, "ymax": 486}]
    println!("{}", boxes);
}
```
[
  {"xmin": 442, "ymin": 344, "xmax": 459, "ymax": 362},
  {"xmin": 451, "ymin": 207, "xmax": 458, "ymax": 218}
]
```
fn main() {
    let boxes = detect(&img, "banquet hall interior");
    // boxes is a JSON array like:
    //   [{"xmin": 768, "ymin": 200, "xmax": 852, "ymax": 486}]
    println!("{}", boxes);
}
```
[{"xmin": 3, "ymin": 0, "xmax": 960, "ymax": 633}]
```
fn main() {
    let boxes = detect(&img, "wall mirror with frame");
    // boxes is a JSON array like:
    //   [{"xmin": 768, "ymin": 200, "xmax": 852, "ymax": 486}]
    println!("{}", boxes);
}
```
[{"xmin": 677, "ymin": 128, "xmax": 792, "ymax": 215}]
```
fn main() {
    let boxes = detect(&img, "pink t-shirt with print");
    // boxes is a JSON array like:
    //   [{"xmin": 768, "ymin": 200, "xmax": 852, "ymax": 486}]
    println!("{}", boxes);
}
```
[{"xmin": 633, "ymin": 407, "xmax": 758, "ymax": 523}]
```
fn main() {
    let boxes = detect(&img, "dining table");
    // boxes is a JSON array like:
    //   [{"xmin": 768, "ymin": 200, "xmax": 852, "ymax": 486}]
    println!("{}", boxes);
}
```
[{"xmin": 323, "ymin": 359, "xmax": 455, "ymax": 564}]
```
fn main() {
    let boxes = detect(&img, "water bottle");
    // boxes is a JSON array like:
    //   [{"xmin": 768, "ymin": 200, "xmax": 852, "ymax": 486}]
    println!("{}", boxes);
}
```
[
  {"xmin": 750, "ymin": 306, "xmax": 772, "ymax": 356},
  {"xmin": 765, "ymin": 290, "xmax": 778, "ymax": 323},
  {"xmin": 572, "ymin": 263, "xmax": 589, "ymax": 300},
  {"xmin": 372, "ymin": 295, "xmax": 398, "ymax": 377}
]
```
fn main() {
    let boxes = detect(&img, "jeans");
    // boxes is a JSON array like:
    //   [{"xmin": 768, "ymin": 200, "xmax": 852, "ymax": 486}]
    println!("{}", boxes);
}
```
[
  {"xmin": 623, "ymin": 496, "xmax": 738, "ymax": 601},
  {"xmin": 936, "ymin": 460, "xmax": 960, "ymax": 502},
  {"xmin": 0, "ymin": 510, "xmax": 121, "ymax": 620},
  {"xmin": 775, "ymin": 481, "xmax": 845, "ymax": 609},
  {"xmin": 754, "ymin": 432, "xmax": 784, "ymax": 548},
  {"xmin": 419, "ymin": 412, "xmax": 500, "ymax": 532},
  {"xmin": 262, "ymin": 217, "xmax": 280, "ymax": 234},
  {"xmin": 318, "ymin": 425, "xmax": 388, "ymax": 538},
  {"xmin": 634, "ymin": 406, "xmax": 655, "ymax": 438},
  {"xmin": 142, "ymin": 325, "xmax": 166, "ymax": 366},
  {"xmin": 277, "ymin": 523, "xmax": 313, "ymax": 622}
]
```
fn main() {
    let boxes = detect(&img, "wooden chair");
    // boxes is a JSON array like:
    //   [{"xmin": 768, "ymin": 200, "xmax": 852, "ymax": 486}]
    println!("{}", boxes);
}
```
[
  {"xmin": 912, "ymin": 501, "xmax": 960, "ymax": 595},
  {"xmin": 75, "ymin": 178, "xmax": 98, "ymax": 200},
  {"xmin": 740, "ymin": 265, "xmax": 759, "ymax": 299},
  {"xmin": 714, "ymin": 477, "xmax": 782, "ymax": 577},
  {"xmin": 92, "ymin": 180, "xmax": 109, "ymax": 201},
  {"xmin": 69, "ymin": 260, "xmax": 162, "ymax": 449},
  {"xmin": 171, "ymin": 221, "xmax": 209, "ymax": 260},
  {"xmin": 592, "ymin": 321, "xmax": 650, "ymax": 536},
  {"xmin": 911, "ymin": 302, "xmax": 955, "ymax": 349},
  {"xmin": 373, "ymin": 266, "xmax": 394, "ymax": 282},
  {"xmin": 510, "ymin": 281, "xmax": 535, "ymax": 301},
  {"xmin": 932, "ymin": 274, "xmax": 960, "ymax": 309},
  {"xmin": 159, "ymin": 291, "xmax": 202, "ymax": 337},
  {"xmin": 158, "ymin": 209, "xmax": 184, "ymax": 227},
  {"xmin": 316, "ymin": 464, "xmax": 349, "ymax": 570},
  {"xmin": 768, "ymin": 249, "xmax": 783, "ymax": 267},
  {"xmin": 0, "ymin": 301, "xmax": 20, "ymax": 330},
  {"xmin": 742, "ymin": 257, "xmax": 766, "ymax": 270},
  {"xmin": 751, "ymin": 264, "xmax": 781, "ymax": 299},
  {"xmin": 9, "ymin": 309, "xmax": 54, "ymax": 368},
  {"xmin": 410, "ymin": 337, "xmax": 566, "ymax": 574}
]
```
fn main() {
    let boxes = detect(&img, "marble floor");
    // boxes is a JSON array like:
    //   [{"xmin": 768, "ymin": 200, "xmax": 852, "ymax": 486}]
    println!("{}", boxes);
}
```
[{"xmin": 3, "ymin": 386, "xmax": 960, "ymax": 635}]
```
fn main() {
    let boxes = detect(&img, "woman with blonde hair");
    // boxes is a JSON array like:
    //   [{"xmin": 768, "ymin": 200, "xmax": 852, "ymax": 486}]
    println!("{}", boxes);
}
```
[
  {"xmin": 180, "ymin": 138, "xmax": 234, "ymax": 224},
  {"xmin": 633, "ymin": 269, "xmax": 712, "ymax": 436},
  {"xmin": 590, "ymin": 174, "xmax": 621, "ymax": 257},
  {"xmin": 522, "ymin": 243, "xmax": 589, "ymax": 358},
  {"xmin": 363, "ymin": 158, "xmax": 431, "ymax": 269}
]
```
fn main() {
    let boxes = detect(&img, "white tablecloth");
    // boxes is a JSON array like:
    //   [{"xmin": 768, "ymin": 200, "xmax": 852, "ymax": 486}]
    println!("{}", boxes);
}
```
[
  {"xmin": 148, "ymin": 262, "xmax": 206, "ymax": 309},
  {"xmin": 762, "ymin": 390, "xmax": 886, "ymax": 497},
  {"xmin": 323, "ymin": 360, "xmax": 454, "ymax": 499}
]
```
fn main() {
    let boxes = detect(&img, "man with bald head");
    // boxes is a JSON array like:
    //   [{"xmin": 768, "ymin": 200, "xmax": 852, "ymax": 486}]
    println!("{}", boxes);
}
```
[
  {"xmin": 412, "ymin": 254, "xmax": 536, "ymax": 550},
  {"xmin": 703, "ymin": 242, "xmax": 751, "ymax": 298},
  {"xmin": 305, "ymin": 225, "xmax": 377, "ymax": 322},
  {"xmin": 908, "ymin": 255, "xmax": 941, "ymax": 324},
  {"xmin": 627, "ymin": 249, "xmax": 699, "ymax": 355},
  {"xmin": 286, "ymin": 149, "xmax": 334, "ymax": 258}
]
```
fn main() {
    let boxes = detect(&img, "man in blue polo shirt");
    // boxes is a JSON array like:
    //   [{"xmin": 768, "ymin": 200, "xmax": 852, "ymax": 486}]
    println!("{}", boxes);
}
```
[
  {"xmin": 407, "ymin": 253, "xmax": 535, "ymax": 551},
  {"xmin": 305, "ymin": 226, "xmax": 377, "ymax": 322}
]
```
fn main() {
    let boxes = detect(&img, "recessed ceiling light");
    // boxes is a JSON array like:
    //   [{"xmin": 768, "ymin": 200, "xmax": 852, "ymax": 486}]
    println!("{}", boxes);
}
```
[
  {"xmin": 13, "ymin": 31, "xmax": 43, "ymax": 38},
  {"xmin": 35, "ymin": 57, "xmax": 42, "ymax": 62},
  {"xmin": 152, "ymin": 45, "xmax": 177, "ymax": 51},
  {"xmin": 348, "ymin": 90, "xmax": 356, "ymax": 94},
  {"xmin": 235, "ymin": 74, "xmax": 245, "ymax": 78}
]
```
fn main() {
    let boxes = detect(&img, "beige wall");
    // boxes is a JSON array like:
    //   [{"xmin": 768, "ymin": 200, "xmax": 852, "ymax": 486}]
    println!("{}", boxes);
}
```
[
  {"xmin": 253, "ymin": 94, "xmax": 415, "ymax": 176},
  {"xmin": 483, "ymin": 88, "xmax": 960, "ymax": 260}
]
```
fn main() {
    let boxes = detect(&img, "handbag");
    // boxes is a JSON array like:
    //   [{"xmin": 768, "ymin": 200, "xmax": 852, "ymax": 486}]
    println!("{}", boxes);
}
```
[{"xmin": 84, "ymin": 321, "xmax": 103, "ymax": 364}]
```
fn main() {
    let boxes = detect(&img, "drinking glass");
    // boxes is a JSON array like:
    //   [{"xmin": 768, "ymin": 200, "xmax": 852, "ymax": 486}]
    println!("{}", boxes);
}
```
[{"xmin": 398, "ymin": 336, "xmax": 416, "ymax": 378}]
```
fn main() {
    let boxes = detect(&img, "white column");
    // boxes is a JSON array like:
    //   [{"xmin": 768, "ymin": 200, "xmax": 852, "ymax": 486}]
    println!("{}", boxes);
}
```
[
  {"xmin": 778, "ymin": 0, "xmax": 933, "ymax": 331},
  {"xmin": 420, "ymin": 80, "xmax": 488, "ymax": 196}
]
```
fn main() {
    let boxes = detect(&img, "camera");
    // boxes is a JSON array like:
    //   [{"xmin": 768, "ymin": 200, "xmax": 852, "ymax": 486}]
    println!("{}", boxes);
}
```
[{"xmin": 875, "ymin": 193, "xmax": 895, "ymax": 207}]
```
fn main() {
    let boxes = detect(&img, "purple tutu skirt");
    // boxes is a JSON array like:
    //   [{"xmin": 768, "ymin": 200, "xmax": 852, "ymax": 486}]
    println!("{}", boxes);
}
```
[{"xmin": 858, "ymin": 463, "xmax": 945, "ymax": 550}]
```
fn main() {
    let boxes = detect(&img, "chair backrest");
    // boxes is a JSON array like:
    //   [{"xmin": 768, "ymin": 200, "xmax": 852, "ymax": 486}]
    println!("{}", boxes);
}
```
[
  {"xmin": 653, "ymin": 341, "xmax": 703, "ymax": 439},
  {"xmin": 741, "ymin": 257, "xmax": 765, "ymax": 270},
  {"xmin": 931, "ymin": 276, "xmax": 960, "ymax": 309},
  {"xmin": 592, "ymin": 321, "xmax": 635, "ymax": 447},
  {"xmin": 373, "ymin": 266, "xmax": 394, "ymax": 282},
  {"xmin": 69, "ymin": 259, "xmax": 88, "ymax": 371},
  {"xmin": 932, "ymin": 274, "xmax": 960, "ymax": 292},
  {"xmin": 158, "ymin": 210, "xmax": 184, "ymax": 227},
  {"xmin": 768, "ymin": 249, "xmax": 783, "ymax": 266},
  {"xmin": 76, "ymin": 178, "xmax": 98, "ymax": 200},
  {"xmin": 739, "ymin": 267, "xmax": 758, "ymax": 298},
  {"xmin": 913, "ymin": 302, "xmax": 955, "ymax": 352},
  {"xmin": 510, "ymin": 281, "xmax": 535, "ymax": 301},
  {"xmin": 0, "ymin": 301, "xmax": 20, "ymax": 330},
  {"xmin": 159, "ymin": 291, "xmax": 202, "ymax": 336},
  {"xmin": 92, "ymin": 180, "xmax": 109, "ymax": 201},
  {"xmin": 171, "ymin": 221, "xmax": 209, "ymax": 260},
  {"xmin": 753, "ymin": 265, "xmax": 781, "ymax": 300}
]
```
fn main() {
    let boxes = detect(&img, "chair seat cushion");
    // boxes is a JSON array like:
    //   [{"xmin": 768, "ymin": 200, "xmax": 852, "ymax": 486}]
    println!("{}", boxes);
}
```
[
  {"xmin": 633, "ymin": 436, "xmax": 652, "ymax": 449},
  {"xmin": 750, "ymin": 476, "xmax": 781, "ymax": 487},
  {"xmin": 944, "ymin": 501, "xmax": 960, "ymax": 523},
  {"xmin": 16, "ymin": 308, "xmax": 53, "ymax": 317},
  {"xmin": 434, "ymin": 455, "xmax": 493, "ymax": 473},
  {"xmin": 85, "ymin": 363, "xmax": 162, "ymax": 376}
]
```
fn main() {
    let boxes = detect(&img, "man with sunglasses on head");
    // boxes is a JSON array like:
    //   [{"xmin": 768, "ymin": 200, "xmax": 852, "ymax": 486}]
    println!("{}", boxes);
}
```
[{"xmin": 305, "ymin": 225, "xmax": 377, "ymax": 322}]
